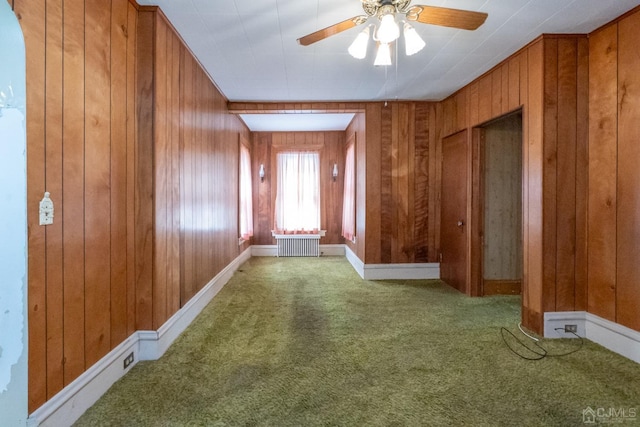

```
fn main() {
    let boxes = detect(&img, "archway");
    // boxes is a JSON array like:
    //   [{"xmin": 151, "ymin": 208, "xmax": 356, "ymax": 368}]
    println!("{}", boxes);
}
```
[{"xmin": 0, "ymin": 1, "xmax": 28, "ymax": 425}]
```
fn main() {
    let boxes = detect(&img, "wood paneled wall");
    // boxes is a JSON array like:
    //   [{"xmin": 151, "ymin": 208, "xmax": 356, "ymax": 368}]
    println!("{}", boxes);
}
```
[
  {"xmin": 17, "ymin": 1, "xmax": 249, "ymax": 412},
  {"xmin": 437, "ymin": 35, "xmax": 589, "ymax": 332},
  {"xmin": 364, "ymin": 102, "xmax": 438, "ymax": 264},
  {"xmin": 588, "ymin": 9, "xmax": 640, "ymax": 332},
  {"xmin": 251, "ymin": 131, "xmax": 345, "ymax": 245},
  {"xmin": 137, "ymin": 7, "xmax": 249, "ymax": 320},
  {"xmin": 14, "ymin": 0, "xmax": 139, "ymax": 411},
  {"xmin": 345, "ymin": 112, "xmax": 366, "ymax": 260}
]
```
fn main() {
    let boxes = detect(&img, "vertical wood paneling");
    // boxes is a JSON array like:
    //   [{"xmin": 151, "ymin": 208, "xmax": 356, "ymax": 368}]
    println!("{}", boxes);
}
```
[
  {"xmin": 508, "ymin": 55, "xmax": 520, "ymax": 111},
  {"xmin": 414, "ymin": 104, "xmax": 430, "ymax": 262},
  {"xmin": 574, "ymin": 37, "xmax": 589, "ymax": 312},
  {"xmin": 616, "ymin": 12, "xmax": 640, "ymax": 331},
  {"xmin": 478, "ymin": 74, "xmax": 492, "ymax": 124},
  {"xmin": 84, "ymin": 0, "xmax": 112, "ymax": 367},
  {"xmin": 381, "ymin": 106, "xmax": 393, "ymax": 263},
  {"xmin": 542, "ymin": 38, "xmax": 558, "ymax": 313},
  {"xmin": 110, "ymin": 0, "xmax": 130, "ymax": 347},
  {"xmin": 492, "ymin": 67, "xmax": 503, "ymax": 117},
  {"xmin": 44, "ymin": 0, "xmax": 64, "ymax": 398},
  {"xmin": 252, "ymin": 131, "xmax": 344, "ymax": 245},
  {"xmin": 20, "ymin": 0, "xmax": 250, "ymax": 413},
  {"xmin": 135, "ymin": 9, "xmax": 154, "ymax": 330},
  {"xmin": 17, "ymin": 0, "xmax": 140, "ymax": 411},
  {"xmin": 169, "ymin": 30, "xmax": 182, "ymax": 315},
  {"xmin": 19, "ymin": 0, "xmax": 47, "ymax": 411},
  {"xmin": 587, "ymin": 24, "xmax": 618, "ymax": 321},
  {"xmin": 365, "ymin": 103, "xmax": 382, "ymax": 264},
  {"xmin": 153, "ymin": 13, "xmax": 168, "ymax": 328},
  {"xmin": 126, "ymin": 2, "xmax": 137, "ymax": 336},
  {"xmin": 468, "ymin": 82, "xmax": 479, "ymax": 126},
  {"xmin": 555, "ymin": 38, "xmax": 578, "ymax": 311},
  {"xmin": 524, "ymin": 40, "xmax": 544, "ymax": 331},
  {"xmin": 60, "ymin": 0, "xmax": 85, "ymax": 387},
  {"xmin": 253, "ymin": 133, "xmax": 272, "ymax": 243}
]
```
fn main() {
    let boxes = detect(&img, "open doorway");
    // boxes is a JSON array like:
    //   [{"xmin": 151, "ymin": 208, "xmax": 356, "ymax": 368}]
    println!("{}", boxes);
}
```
[
  {"xmin": 0, "ymin": 1, "xmax": 28, "ymax": 424},
  {"xmin": 478, "ymin": 112, "xmax": 523, "ymax": 296}
]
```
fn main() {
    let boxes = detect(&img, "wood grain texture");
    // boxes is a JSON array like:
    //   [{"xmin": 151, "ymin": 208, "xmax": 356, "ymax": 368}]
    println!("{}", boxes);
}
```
[
  {"xmin": 19, "ymin": 2, "xmax": 250, "ymax": 412},
  {"xmin": 110, "ymin": 0, "xmax": 130, "ymax": 349},
  {"xmin": 574, "ymin": 37, "xmax": 589, "ymax": 312},
  {"xmin": 616, "ymin": 11, "xmax": 640, "ymax": 331},
  {"xmin": 135, "ymin": 9, "xmax": 155, "ymax": 330},
  {"xmin": 15, "ymin": 0, "xmax": 139, "ymax": 411},
  {"xmin": 44, "ymin": 0, "xmax": 64, "ymax": 398},
  {"xmin": 525, "ymin": 39, "xmax": 544, "ymax": 321},
  {"xmin": 440, "ymin": 131, "xmax": 469, "ymax": 293},
  {"xmin": 365, "ymin": 103, "xmax": 383, "ymax": 264},
  {"xmin": 542, "ymin": 38, "xmax": 558, "ymax": 313},
  {"xmin": 414, "ymin": 104, "xmax": 430, "ymax": 262},
  {"xmin": 251, "ymin": 131, "xmax": 345, "ymax": 245},
  {"xmin": 587, "ymin": 24, "xmax": 618, "ymax": 321},
  {"xmin": 555, "ymin": 38, "xmax": 578, "ymax": 311},
  {"xmin": 60, "ymin": 0, "xmax": 86, "ymax": 388}
]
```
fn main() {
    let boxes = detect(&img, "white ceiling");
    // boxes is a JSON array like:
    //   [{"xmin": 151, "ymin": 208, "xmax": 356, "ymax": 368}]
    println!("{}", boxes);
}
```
[{"xmin": 137, "ymin": 0, "xmax": 640, "ymax": 130}]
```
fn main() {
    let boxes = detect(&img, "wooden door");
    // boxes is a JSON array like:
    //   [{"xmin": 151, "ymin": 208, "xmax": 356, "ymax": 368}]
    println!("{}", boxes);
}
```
[{"xmin": 440, "ymin": 131, "xmax": 468, "ymax": 293}]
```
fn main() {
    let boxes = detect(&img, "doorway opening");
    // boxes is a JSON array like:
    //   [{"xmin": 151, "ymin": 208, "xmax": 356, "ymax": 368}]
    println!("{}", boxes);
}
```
[{"xmin": 478, "ymin": 111, "xmax": 523, "ymax": 296}]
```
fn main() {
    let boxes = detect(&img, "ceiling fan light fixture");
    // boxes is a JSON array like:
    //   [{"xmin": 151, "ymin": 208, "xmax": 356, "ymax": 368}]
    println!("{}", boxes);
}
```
[
  {"xmin": 377, "ymin": 13, "xmax": 399, "ymax": 44},
  {"xmin": 374, "ymin": 42, "xmax": 392, "ymax": 66},
  {"xmin": 403, "ymin": 22, "xmax": 425, "ymax": 56},
  {"xmin": 348, "ymin": 26, "xmax": 370, "ymax": 59}
]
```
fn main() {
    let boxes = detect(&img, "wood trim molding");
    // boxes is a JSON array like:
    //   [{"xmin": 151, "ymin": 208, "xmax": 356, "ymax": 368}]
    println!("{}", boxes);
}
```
[
  {"xmin": 483, "ymin": 280, "xmax": 522, "ymax": 295},
  {"xmin": 227, "ymin": 102, "xmax": 367, "ymax": 114}
]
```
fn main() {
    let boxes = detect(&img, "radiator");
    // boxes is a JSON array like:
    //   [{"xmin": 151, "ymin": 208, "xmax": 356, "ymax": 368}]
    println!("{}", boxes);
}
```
[{"xmin": 275, "ymin": 234, "xmax": 321, "ymax": 257}]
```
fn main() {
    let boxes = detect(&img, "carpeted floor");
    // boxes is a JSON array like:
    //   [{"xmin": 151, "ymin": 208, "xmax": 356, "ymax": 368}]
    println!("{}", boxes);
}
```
[{"xmin": 75, "ymin": 257, "xmax": 640, "ymax": 426}]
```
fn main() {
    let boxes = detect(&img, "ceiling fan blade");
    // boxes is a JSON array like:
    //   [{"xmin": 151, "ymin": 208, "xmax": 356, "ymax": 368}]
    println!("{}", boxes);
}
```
[
  {"xmin": 407, "ymin": 5, "xmax": 487, "ymax": 30},
  {"xmin": 297, "ymin": 16, "xmax": 368, "ymax": 46}
]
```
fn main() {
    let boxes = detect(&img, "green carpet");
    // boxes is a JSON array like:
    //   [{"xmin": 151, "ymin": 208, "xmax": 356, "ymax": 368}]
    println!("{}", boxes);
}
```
[{"xmin": 75, "ymin": 257, "xmax": 640, "ymax": 426}]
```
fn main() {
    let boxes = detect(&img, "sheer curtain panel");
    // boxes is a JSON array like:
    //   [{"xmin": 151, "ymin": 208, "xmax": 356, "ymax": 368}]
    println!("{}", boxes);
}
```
[
  {"xmin": 274, "ymin": 151, "xmax": 320, "ymax": 233},
  {"xmin": 239, "ymin": 144, "xmax": 253, "ymax": 240},
  {"xmin": 341, "ymin": 143, "xmax": 355, "ymax": 241}
]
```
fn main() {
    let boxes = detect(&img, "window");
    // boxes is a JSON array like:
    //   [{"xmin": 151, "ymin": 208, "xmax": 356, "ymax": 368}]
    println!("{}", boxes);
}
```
[
  {"xmin": 274, "ymin": 151, "xmax": 320, "ymax": 233},
  {"xmin": 239, "ymin": 143, "xmax": 253, "ymax": 240},
  {"xmin": 342, "ymin": 142, "xmax": 355, "ymax": 241}
]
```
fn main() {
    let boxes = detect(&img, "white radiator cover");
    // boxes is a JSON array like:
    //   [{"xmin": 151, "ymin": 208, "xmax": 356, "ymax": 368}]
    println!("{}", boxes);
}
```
[{"xmin": 272, "ymin": 230, "xmax": 326, "ymax": 257}]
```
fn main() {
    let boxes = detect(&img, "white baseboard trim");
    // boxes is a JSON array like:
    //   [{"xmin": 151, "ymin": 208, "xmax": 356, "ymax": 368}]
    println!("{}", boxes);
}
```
[
  {"xmin": 345, "ymin": 245, "xmax": 365, "ymax": 278},
  {"xmin": 28, "ymin": 334, "xmax": 140, "ymax": 427},
  {"xmin": 29, "ymin": 247, "xmax": 252, "ymax": 427},
  {"xmin": 252, "ymin": 244, "xmax": 345, "ymax": 257},
  {"xmin": 251, "ymin": 245, "xmax": 277, "ymax": 257},
  {"xmin": 139, "ymin": 246, "xmax": 252, "ymax": 361},
  {"xmin": 319, "ymin": 244, "xmax": 345, "ymax": 256},
  {"xmin": 345, "ymin": 246, "xmax": 440, "ymax": 280},
  {"xmin": 544, "ymin": 311, "xmax": 640, "ymax": 364}
]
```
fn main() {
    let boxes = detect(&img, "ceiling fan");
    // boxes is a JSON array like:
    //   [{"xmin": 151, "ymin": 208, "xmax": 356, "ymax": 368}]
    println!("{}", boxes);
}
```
[{"xmin": 297, "ymin": 0, "xmax": 488, "ymax": 64}]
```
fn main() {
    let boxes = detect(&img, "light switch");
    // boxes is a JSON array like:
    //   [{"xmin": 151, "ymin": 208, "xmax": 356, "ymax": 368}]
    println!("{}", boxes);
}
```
[{"xmin": 39, "ymin": 191, "xmax": 54, "ymax": 226}]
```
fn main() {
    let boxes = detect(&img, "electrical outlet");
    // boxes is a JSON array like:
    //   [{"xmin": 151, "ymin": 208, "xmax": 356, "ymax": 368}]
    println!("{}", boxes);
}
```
[
  {"xmin": 564, "ymin": 324, "xmax": 577, "ymax": 333},
  {"xmin": 123, "ymin": 352, "xmax": 134, "ymax": 369}
]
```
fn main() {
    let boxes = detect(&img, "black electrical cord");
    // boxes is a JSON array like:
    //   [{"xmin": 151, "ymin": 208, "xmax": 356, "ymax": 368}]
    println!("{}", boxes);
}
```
[{"xmin": 501, "ymin": 327, "xmax": 584, "ymax": 361}]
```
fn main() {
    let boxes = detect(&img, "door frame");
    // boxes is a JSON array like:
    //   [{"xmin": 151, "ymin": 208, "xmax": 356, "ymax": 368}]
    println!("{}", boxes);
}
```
[{"xmin": 471, "ymin": 109, "xmax": 524, "ymax": 297}]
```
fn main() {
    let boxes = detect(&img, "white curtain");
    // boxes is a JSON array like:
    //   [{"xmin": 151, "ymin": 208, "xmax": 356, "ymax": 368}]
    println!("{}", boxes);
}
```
[
  {"xmin": 341, "ymin": 143, "xmax": 355, "ymax": 241},
  {"xmin": 239, "ymin": 144, "xmax": 253, "ymax": 240},
  {"xmin": 274, "ymin": 151, "xmax": 320, "ymax": 233}
]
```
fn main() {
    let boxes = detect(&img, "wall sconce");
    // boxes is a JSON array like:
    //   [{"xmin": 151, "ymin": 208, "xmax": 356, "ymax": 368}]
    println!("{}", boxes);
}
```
[
  {"xmin": 332, "ymin": 163, "xmax": 338, "ymax": 181},
  {"xmin": 259, "ymin": 164, "xmax": 265, "ymax": 182}
]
